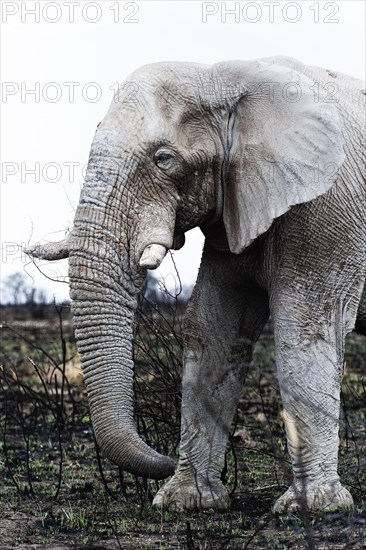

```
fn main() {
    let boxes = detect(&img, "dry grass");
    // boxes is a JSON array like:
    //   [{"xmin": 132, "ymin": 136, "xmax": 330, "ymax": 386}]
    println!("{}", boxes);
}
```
[{"xmin": 0, "ymin": 302, "xmax": 365, "ymax": 549}]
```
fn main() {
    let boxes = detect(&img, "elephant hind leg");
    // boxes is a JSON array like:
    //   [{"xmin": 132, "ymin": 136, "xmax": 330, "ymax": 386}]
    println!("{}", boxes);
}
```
[
  {"xmin": 354, "ymin": 282, "xmax": 366, "ymax": 335},
  {"xmin": 272, "ymin": 291, "xmax": 355, "ymax": 514}
]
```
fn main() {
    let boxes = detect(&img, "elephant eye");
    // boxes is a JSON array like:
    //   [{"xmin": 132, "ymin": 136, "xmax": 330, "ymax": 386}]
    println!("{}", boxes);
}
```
[{"xmin": 153, "ymin": 149, "xmax": 177, "ymax": 171}]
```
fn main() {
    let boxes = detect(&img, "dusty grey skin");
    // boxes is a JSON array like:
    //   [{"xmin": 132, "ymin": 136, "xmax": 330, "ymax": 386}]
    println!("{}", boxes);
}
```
[{"xmin": 28, "ymin": 57, "xmax": 366, "ymax": 513}]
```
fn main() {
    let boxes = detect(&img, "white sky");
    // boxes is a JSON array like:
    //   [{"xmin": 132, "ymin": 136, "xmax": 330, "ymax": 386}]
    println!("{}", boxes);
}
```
[{"xmin": 1, "ymin": 0, "xmax": 365, "ymax": 302}]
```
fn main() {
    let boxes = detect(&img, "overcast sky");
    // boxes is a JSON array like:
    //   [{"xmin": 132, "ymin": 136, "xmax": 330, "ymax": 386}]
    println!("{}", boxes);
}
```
[{"xmin": 1, "ymin": 0, "xmax": 365, "ymax": 302}]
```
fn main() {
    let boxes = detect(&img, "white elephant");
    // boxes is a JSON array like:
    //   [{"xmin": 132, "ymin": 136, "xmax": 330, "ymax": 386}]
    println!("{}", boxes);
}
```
[{"xmin": 28, "ymin": 56, "xmax": 366, "ymax": 513}]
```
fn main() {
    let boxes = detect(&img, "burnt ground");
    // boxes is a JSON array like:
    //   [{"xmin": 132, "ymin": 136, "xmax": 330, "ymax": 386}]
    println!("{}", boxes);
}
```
[{"xmin": 0, "ymin": 304, "xmax": 365, "ymax": 549}]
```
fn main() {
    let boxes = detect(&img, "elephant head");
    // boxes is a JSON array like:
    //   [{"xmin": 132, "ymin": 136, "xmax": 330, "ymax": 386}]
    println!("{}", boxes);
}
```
[{"xmin": 28, "ymin": 60, "xmax": 343, "ymax": 479}]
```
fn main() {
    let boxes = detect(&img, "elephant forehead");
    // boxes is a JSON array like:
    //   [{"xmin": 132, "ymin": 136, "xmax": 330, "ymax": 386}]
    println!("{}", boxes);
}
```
[
  {"xmin": 100, "ymin": 96, "xmax": 208, "ymax": 154},
  {"xmin": 129, "ymin": 62, "xmax": 214, "ymax": 111},
  {"xmin": 129, "ymin": 61, "xmax": 210, "ymax": 89},
  {"xmin": 95, "ymin": 62, "xmax": 223, "ymax": 154}
]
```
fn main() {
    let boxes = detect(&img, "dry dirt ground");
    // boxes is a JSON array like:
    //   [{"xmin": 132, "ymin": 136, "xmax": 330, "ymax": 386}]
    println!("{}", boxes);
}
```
[{"xmin": 1, "ymin": 307, "xmax": 365, "ymax": 549}]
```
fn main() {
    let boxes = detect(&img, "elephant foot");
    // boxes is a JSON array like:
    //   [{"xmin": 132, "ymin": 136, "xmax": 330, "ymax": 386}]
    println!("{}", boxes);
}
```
[
  {"xmin": 152, "ymin": 474, "xmax": 230, "ymax": 511},
  {"xmin": 273, "ymin": 480, "xmax": 354, "ymax": 514}
]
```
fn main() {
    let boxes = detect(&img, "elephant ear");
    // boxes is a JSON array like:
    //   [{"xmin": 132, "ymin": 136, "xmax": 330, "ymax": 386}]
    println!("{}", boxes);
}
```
[{"xmin": 214, "ymin": 60, "xmax": 344, "ymax": 254}]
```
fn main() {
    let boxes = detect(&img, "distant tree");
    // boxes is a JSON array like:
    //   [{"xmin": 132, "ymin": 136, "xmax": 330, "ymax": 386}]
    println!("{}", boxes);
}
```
[
  {"xmin": 1, "ymin": 272, "xmax": 48, "ymax": 306},
  {"xmin": 144, "ymin": 271, "xmax": 161, "ymax": 304},
  {"xmin": 1, "ymin": 272, "xmax": 29, "ymax": 305},
  {"xmin": 138, "ymin": 271, "xmax": 192, "ymax": 318}
]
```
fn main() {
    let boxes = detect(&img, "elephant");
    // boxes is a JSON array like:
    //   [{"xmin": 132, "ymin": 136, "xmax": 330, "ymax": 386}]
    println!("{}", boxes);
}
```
[{"xmin": 28, "ymin": 56, "xmax": 366, "ymax": 513}]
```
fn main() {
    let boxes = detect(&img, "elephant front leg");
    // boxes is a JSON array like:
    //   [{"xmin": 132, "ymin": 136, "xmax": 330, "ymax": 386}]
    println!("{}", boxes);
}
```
[
  {"xmin": 272, "ymin": 302, "xmax": 354, "ymax": 513},
  {"xmin": 153, "ymin": 247, "xmax": 269, "ymax": 511},
  {"xmin": 152, "ymin": 353, "xmax": 238, "ymax": 511}
]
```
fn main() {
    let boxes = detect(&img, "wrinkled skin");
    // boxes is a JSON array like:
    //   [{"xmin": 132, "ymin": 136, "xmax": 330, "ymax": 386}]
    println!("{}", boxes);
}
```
[{"xmin": 28, "ymin": 57, "xmax": 366, "ymax": 513}]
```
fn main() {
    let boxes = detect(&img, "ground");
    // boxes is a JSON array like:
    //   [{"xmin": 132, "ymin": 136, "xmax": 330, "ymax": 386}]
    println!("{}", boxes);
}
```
[{"xmin": 0, "ymin": 303, "xmax": 365, "ymax": 549}]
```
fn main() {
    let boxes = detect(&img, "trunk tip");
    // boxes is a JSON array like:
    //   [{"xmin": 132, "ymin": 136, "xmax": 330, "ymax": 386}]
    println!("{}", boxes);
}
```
[
  {"xmin": 125, "ymin": 453, "xmax": 175, "ymax": 480},
  {"xmin": 96, "ymin": 429, "xmax": 175, "ymax": 480}
]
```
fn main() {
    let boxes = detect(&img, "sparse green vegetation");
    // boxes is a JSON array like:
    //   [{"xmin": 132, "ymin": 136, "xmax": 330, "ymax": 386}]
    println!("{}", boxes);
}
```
[{"xmin": 0, "ymin": 301, "xmax": 365, "ymax": 549}]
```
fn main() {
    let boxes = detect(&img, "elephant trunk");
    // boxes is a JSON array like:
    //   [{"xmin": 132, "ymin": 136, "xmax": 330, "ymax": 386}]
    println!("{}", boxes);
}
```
[{"xmin": 68, "ymin": 164, "xmax": 175, "ymax": 479}]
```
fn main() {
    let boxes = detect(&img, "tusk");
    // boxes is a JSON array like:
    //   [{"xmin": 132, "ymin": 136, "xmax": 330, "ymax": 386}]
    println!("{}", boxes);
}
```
[
  {"xmin": 24, "ymin": 239, "xmax": 70, "ymax": 260},
  {"xmin": 139, "ymin": 244, "xmax": 167, "ymax": 269}
]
